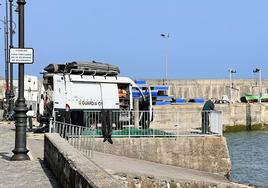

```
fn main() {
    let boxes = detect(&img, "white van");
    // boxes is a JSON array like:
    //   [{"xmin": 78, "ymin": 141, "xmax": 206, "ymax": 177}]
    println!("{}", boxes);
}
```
[{"xmin": 40, "ymin": 61, "xmax": 153, "ymax": 129}]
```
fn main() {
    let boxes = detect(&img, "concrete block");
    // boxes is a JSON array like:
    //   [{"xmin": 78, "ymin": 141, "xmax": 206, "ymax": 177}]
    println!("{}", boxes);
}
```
[
  {"xmin": 0, "ymin": 110, "xmax": 3, "ymax": 121},
  {"xmin": 94, "ymin": 136, "xmax": 231, "ymax": 176},
  {"xmin": 44, "ymin": 133, "xmax": 126, "ymax": 188}
]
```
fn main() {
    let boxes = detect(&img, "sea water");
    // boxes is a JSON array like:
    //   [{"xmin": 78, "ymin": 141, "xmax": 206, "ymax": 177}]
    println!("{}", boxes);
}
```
[{"xmin": 225, "ymin": 131, "xmax": 268, "ymax": 187}]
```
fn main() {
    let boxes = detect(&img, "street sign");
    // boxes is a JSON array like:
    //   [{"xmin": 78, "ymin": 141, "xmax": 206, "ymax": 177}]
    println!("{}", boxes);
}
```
[{"xmin": 9, "ymin": 48, "xmax": 34, "ymax": 64}]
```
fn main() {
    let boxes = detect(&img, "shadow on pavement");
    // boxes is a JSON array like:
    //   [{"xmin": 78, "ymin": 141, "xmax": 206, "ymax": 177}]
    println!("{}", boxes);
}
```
[
  {"xmin": 0, "ymin": 152, "xmax": 11, "ymax": 161},
  {"xmin": 38, "ymin": 159, "xmax": 60, "ymax": 188}
]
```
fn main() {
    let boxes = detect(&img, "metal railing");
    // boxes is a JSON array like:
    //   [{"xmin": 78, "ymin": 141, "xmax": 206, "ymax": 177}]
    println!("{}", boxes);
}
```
[
  {"xmin": 209, "ymin": 111, "xmax": 223, "ymax": 135},
  {"xmin": 49, "ymin": 110, "xmax": 223, "ymax": 159},
  {"xmin": 50, "ymin": 120, "xmax": 95, "ymax": 158},
  {"xmin": 84, "ymin": 110, "xmax": 223, "ymax": 137}
]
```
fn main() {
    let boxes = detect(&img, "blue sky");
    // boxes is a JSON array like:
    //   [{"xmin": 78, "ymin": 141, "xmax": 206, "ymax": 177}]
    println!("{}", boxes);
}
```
[{"xmin": 0, "ymin": 0, "xmax": 268, "ymax": 79}]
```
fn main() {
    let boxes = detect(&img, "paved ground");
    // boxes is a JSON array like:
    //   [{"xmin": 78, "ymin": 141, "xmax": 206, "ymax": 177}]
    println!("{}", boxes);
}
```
[{"xmin": 0, "ymin": 122, "xmax": 59, "ymax": 188}]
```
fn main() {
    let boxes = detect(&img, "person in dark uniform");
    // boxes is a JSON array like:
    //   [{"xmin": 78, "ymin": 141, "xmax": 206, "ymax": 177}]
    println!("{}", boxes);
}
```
[{"xmin": 202, "ymin": 99, "xmax": 215, "ymax": 134}]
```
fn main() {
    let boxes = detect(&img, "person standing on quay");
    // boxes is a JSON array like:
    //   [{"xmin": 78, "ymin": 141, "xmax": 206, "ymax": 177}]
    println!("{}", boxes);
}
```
[{"xmin": 202, "ymin": 99, "xmax": 215, "ymax": 134}]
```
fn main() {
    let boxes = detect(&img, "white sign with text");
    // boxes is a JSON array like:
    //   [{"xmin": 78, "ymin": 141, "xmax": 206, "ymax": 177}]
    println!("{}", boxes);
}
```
[{"xmin": 9, "ymin": 48, "xmax": 34, "ymax": 64}]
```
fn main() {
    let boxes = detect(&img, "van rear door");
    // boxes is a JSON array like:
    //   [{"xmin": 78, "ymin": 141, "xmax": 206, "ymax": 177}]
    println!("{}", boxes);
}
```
[
  {"xmin": 101, "ymin": 83, "xmax": 120, "ymax": 109},
  {"xmin": 67, "ymin": 82, "xmax": 102, "ymax": 110}
]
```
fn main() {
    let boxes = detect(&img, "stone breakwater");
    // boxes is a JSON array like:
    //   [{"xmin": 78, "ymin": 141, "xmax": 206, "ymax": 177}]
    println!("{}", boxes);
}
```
[{"xmin": 146, "ymin": 79, "xmax": 268, "ymax": 101}]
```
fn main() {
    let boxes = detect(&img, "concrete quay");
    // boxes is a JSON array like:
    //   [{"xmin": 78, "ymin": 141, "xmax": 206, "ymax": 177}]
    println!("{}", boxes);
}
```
[
  {"xmin": 0, "ymin": 122, "xmax": 59, "ymax": 188},
  {"xmin": 93, "ymin": 137, "xmax": 231, "ymax": 176},
  {"xmin": 45, "ymin": 133, "xmax": 251, "ymax": 188},
  {"xmin": 92, "ymin": 151, "xmax": 252, "ymax": 188},
  {"xmin": 0, "ymin": 121, "xmax": 252, "ymax": 188}
]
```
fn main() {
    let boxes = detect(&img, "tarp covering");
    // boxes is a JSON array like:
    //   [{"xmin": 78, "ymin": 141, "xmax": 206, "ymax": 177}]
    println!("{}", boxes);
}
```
[
  {"xmin": 44, "ymin": 61, "xmax": 120, "ymax": 76},
  {"xmin": 82, "ymin": 127, "xmax": 174, "ymax": 137}
]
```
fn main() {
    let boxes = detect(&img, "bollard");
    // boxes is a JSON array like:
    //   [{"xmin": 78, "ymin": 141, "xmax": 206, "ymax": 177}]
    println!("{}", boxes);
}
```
[
  {"xmin": 201, "ymin": 111, "xmax": 209, "ymax": 134},
  {"xmin": 134, "ymin": 98, "xmax": 139, "ymax": 128},
  {"xmin": 28, "ymin": 116, "xmax": 33, "ymax": 131},
  {"xmin": 26, "ymin": 109, "xmax": 34, "ymax": 132},
  {"xmin": 49, "ymin": 117, "xmax": 54, "ymax": 133}
]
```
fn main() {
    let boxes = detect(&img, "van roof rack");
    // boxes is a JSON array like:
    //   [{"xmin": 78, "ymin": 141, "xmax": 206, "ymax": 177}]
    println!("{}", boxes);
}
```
[
  {"xmin": 68, "ymin": 68, "xmax": 119, "ymax": 76},
  {"xmin": 43, "ymin": 61, "xmax": 120, "ymax": 76}
]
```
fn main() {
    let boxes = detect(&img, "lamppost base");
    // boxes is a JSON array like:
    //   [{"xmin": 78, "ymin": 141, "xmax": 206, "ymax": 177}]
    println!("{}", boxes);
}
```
[{"xmin": 11, "ymin": 150, "xmax": 30, "ymax": 161}]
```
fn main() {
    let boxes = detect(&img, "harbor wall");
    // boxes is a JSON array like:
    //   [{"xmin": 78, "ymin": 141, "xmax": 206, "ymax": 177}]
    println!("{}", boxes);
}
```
[
  {"xmin": 147, "ymin": 79, "xmax": 268, "ymax": 101},
  {"xmin": 94, "ymin": 136, "xmax": 231, "ymax": 176},
  {"xmin": 2, "ymin": 78, "xmax": 268, "ymax": 100},
  {"xmin": 154, "ymin": 103, "xmax": 268, "ymax": 130},
  {"xmin": 1, "ymin": 78, "xmax": 268, "ymax": 100},
  {"xmin": 45, "ymin": 133, "xmax": 249, "ymax": 188}
]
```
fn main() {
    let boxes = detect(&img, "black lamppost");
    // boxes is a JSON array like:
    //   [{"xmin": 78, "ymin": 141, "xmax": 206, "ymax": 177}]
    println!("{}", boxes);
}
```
[
  {"xmin": 228, "ymin": 68, "xmax": 236, "ymax": 103},
  {"xmin": 0, "ymin": 18, "xmax": 9, "ymax": 107},
  {"xmin": 160, "ymin": 33, "xmax": 169, "ymax": 85},
  {"xmin": 11, "ymin": 0, "xmax": 29, "ymax": 161},
  {"xmin": 253, "ymin": 68, "xmax": 262, "ymax": 104},
  {"xmin": 8, "ymin": 0, "xmax": 16, "ymax": 119},
  {"xmin": 5, "ymin": 0, "xmax": 10, "ymax": 118}
]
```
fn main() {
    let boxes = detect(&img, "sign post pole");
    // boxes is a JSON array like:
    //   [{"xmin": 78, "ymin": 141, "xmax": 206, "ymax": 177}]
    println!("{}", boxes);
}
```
[{"xmin": 11, "ymin": 0, "xmax": 30, "ymax": 161}]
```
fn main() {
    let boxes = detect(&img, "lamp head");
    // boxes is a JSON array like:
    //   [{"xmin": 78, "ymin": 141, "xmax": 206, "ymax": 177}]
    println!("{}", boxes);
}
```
[
  {"xmin": 229, "ymin": 69, "xmax": 236, "ymax": 73},
  {"xmin": 253, "ymin": 68, "xmax": 260, "ymax": 73}
]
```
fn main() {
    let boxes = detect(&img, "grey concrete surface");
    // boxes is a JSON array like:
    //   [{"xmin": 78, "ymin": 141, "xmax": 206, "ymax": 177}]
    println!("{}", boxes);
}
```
[
  {"xmin": 93, "ymin": 137, "xmax": 231, "ymax": 176},
  {"xmin": 27, "ymin": 133, "xmax": 45, "ymax": 160},
  {"xmin": 92, "ymin": 151, "xmax": 230, "ymax": 184},
  {"xmin": 91, "ymin": 151, "xmax": 252, "ymax": 187},
  {"xmin": 0, "ymin": 122, "xmax": 59, "ymax": 188}
]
